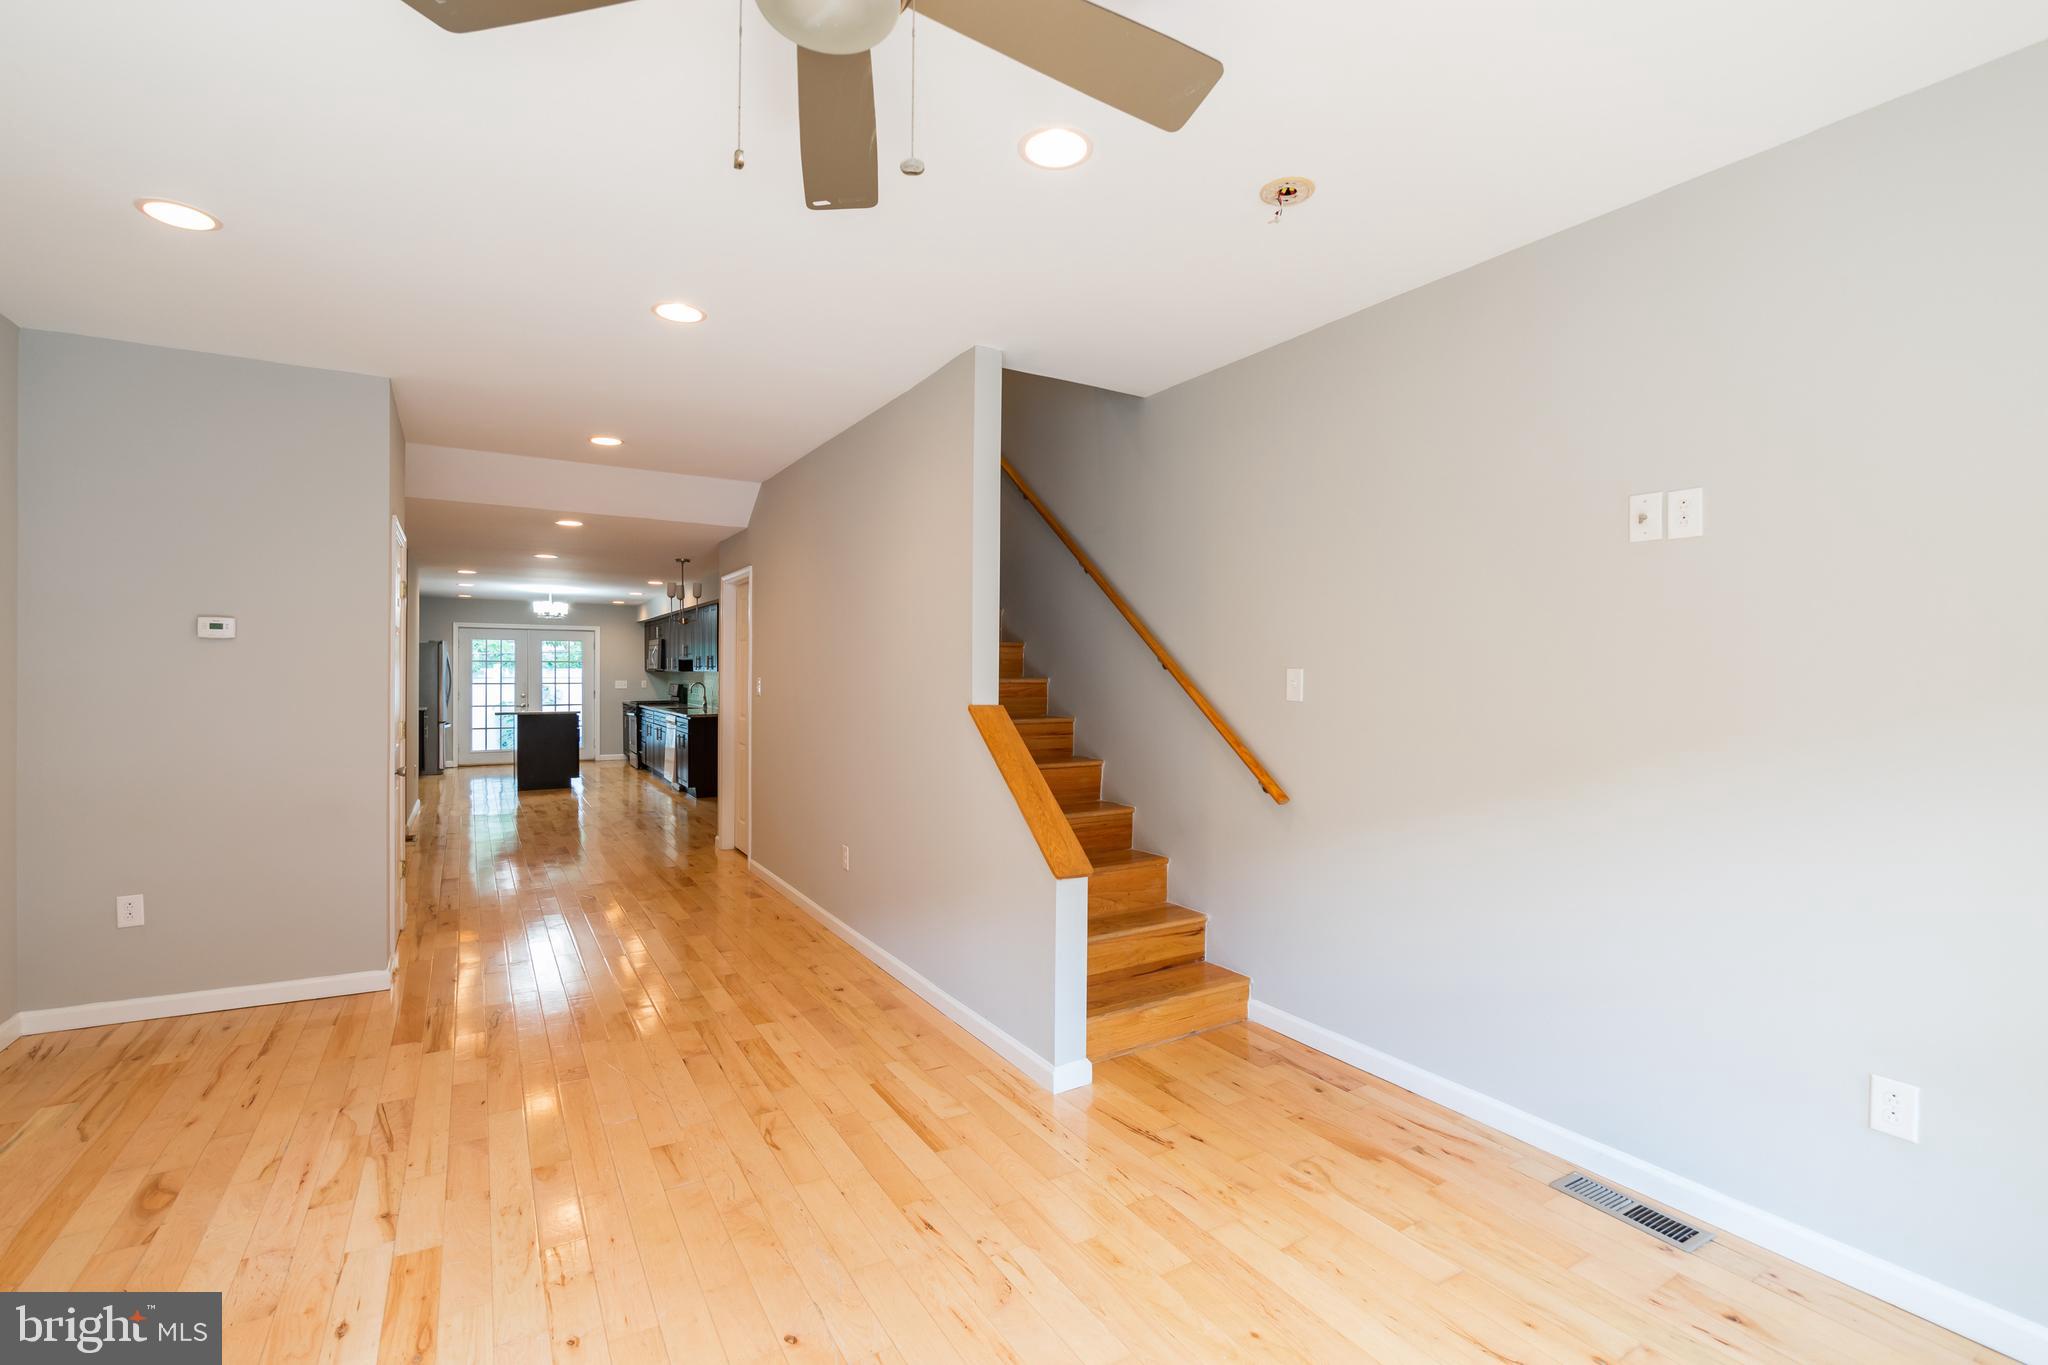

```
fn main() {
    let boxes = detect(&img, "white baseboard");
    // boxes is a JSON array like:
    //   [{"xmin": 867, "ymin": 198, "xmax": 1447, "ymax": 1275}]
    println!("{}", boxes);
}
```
[
  {"xmin": 0, "ymin": 1012, "xmax": 21, "ymax": 1055},
  {"xmin": 1247, "ymin": 999, "xmax": 2046, "ymax": 1364},
  {"xmin": 597, "ymin": 752, "xmax": 626, "ymax": 762},
  {"xmin": 750, "ymin": 860, "xmax": 1090, "ymax": 1095},
  {"xmin": 17, "ymin": 970, "xmax": 393, "ymax": 1037}
]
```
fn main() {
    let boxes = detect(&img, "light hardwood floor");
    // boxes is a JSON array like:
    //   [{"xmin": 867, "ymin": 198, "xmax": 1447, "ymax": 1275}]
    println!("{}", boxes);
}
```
[{"xmin": 0, "ymin": 762, "xmax": 2008, "ymax": 1363}]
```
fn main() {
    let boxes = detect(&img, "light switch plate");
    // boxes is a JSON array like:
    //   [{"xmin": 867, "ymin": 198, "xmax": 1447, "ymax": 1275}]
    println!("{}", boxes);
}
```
[
  {"xmin": 1629, "ymin": 493, "xmax": 1664, "ymax": 542},
  {"xmin": 613, "ymin": 679, "xmax": 627, "ymax": 689},
  {"xmin": 1285, "ymin": 668, "xmax": 1305, "ymax": 703},
  {"xmin": 1669, "ymin": 488, "xmax": 1704, "ymax": 539}
]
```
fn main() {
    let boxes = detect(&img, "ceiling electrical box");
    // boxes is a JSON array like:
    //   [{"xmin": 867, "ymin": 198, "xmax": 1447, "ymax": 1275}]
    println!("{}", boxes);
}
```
[{"xmin": 196, "ymin": 615, "xmax": 237, "ymax": 639}]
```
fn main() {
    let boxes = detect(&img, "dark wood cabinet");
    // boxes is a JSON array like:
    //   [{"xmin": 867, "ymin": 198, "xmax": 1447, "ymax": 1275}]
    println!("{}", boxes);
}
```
[
  {"xmin": 641, "ymin": 602, "xmax": 719, "ymax": 674},
  {"xmin": 635, "ymin": 707, "xmax": 717, "ymax": 797}
]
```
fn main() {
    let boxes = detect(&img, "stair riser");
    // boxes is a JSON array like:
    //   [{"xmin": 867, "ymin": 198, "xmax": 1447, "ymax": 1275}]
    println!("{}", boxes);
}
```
[
  {"xmin": 1068, "ymin": 808, "xmax": 1133, "ymax": 855},
  {"xmin": 1042, "ymin": 761, "xmax": 1103, "ymax": 807},
  {"xmin": 1014, "ymin": 719, "xmax": 1074, "ymax": 761},
  {"xmin": 999, "ymin": 642, "xmax": 1025, "ymax": 679},
  {"xmin": 1087, "ymin": 978, "xmax": 1249, "ymax": 1059},
  {"xmin": 1090, "ymin": 923, "xmax": 1205, "ymax": 984},
  {"xmin": 1088, "ymin": 861, "xmax": 1167, "ymax": 917},
  {"xmin": 1000, "ymin": 678, "xmax": 1048, "ymax": 718}
]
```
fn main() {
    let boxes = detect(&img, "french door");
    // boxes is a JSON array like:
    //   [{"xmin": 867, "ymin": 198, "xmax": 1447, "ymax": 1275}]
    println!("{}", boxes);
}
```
[{"xmin": 454, "ymin": 626, "xmax": 598, "ymax": 765}]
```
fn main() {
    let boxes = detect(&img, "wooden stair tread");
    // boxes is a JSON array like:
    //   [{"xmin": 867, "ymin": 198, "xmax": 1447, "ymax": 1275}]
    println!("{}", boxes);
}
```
[
  {"xmin": 1035, "ymin": 757, "xmax": 1099, "ymax": 772},
  {"xmin": 1062, "ymin": 800, "xmax": 1132, "ymax": 819},
  {"xmin": 1087, "ymin": 847, "xmax": 1165, "ymax": 872},
  {"xmin": 1089, "ymin": 904, "xmax": 1204, "ymax": 942},
  {"xmin": 1087, "ymin": 961, "xmax": 1246, "ymax": 1017}
]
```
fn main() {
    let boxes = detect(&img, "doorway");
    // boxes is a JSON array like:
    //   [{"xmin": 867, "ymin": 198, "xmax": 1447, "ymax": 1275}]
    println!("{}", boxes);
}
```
[
  {"xmin": 453, "ymin": 624, "xmax": 600, "ymax": 766},
  {"xmin": 389, "ymin": 517, "xmax": 408, "ymax": 956},
  {"xmin": 720, "ymin": 566, "xmax": 753, "ymax": 855}
]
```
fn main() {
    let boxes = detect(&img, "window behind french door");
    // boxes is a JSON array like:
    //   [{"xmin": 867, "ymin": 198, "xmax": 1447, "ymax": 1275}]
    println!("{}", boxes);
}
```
[{"xmin": 454, "ymin": 625, "xmax": 598, "ymax": 765}]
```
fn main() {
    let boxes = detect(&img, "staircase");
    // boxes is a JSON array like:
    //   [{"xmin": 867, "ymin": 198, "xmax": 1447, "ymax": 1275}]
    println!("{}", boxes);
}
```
[{"xmin": 1000, "ymin": 639, "xmax": 1250, "ymax": 1059}]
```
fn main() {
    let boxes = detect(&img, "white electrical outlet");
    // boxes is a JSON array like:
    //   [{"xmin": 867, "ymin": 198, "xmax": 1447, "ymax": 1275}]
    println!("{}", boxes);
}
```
[
  {"xmin": 756, "ymin": 677, "xmax": 764, "ymax": 695},
  {"xmin": 116, "ymin": 894, "xmax": 145, "ymax": 928},
  {"xmin": 1629, "ymin": 492, "xmax": 1664, "ymax": 542},
  {"xmin": 1869, "ymin": 1074, "xmax": 1920, "ymax": 1142},
  {"xmin": 1285, "ymin": 668, "xmax": 1305, "ymax": 702},
  {"xmin": 1669, "ymin": 487, "xmax": 1704, "ymax": 539},
  {"xmin": 840, "ymin": 844, "xmax": 851, "ymax": 871}
]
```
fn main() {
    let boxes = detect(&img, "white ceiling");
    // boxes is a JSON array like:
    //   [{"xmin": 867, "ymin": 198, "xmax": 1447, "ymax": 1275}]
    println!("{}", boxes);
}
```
[
  {"xmin": 407, "ymin": 498, "xmax": 729, "ymax": 601},
  {"xmin": 3, "ymin": 3, "xmax": 2043, "ymax": 483}
]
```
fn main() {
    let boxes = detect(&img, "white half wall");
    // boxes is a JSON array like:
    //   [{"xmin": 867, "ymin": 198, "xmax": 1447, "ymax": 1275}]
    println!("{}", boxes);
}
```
[
  {"xmin": 1000, "ymin": 41, "xmax": 2048, "ymax": 1345},
  {"xmin": 407, "ymin": 443, "xmax": 759, "ymax": 527}
]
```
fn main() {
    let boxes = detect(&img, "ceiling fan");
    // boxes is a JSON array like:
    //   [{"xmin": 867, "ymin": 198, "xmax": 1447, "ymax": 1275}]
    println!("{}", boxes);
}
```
[{"xmin": 397, "ymin": 0, "xmax": 1224, "ymax": 211}]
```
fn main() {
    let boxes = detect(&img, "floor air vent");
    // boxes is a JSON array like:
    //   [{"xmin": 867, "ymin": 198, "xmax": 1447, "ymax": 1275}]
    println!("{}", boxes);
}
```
[{"xmin": 1550, "ymin": 1173, "xmax": 1713, "ymax": 1252}]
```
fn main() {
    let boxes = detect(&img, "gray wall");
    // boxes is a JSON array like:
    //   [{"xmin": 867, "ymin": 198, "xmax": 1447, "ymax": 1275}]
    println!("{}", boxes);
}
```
[
  {"xmin": 1001, "ymin": 43, "xmax": 2048, "ymax": 1325},
  {"xmin": 720, "ymin": 349, "xmax": 1070, "ymax": 1061},
  {"xmin": 0, "ymin": 313, "xmax": 16, "ymax": 1027},
  {"xmin": 17, "ymin": 333, "xmax": 394, "ymax": 1010},
  {"xmin": 418, "ymin": 596, "xmax": 658, "ymax": 759}
]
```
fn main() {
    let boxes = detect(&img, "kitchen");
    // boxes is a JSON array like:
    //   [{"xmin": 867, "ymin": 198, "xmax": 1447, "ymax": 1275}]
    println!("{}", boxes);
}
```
[{"xmin": 626, "ymin": 597, "xmax": 719, "ymax": 797}]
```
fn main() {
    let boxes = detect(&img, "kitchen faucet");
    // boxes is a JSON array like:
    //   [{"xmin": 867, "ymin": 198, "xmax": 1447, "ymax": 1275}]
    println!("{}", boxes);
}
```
[{"xmin": 686, "ymin": 681, "xmax": 708, "ymax": 712}]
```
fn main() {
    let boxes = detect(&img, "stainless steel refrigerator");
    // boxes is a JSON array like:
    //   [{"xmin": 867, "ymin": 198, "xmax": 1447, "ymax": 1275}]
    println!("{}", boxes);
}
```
[{"xmin": 418, "ymin": 640, "xmax": 453, "ymax": 775}]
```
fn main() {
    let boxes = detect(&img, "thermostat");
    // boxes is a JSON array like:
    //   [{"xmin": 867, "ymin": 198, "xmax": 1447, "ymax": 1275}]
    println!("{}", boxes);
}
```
[{"xmin": 197, "ymin": 616, "xmax": 237, "ymax": 639}]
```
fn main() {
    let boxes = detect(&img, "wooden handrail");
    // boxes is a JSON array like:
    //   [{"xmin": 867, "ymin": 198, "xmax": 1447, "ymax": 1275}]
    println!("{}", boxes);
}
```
[
  {"xmin": 968, "ymin": 705, "xmax": 1094, "ymax": 879},
  {"xmin": 1001, "ymin": 458, "xmax": 1290, "ymax": 805}
]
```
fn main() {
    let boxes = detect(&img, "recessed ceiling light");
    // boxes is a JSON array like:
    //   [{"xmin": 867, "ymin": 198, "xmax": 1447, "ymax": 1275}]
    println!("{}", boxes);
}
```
[
  {"xmin": 555, "ymin": 519, "xmax": 584, "ymax": 528},
  {"xmin": 535, "ymin": 553, "xmax": 559, "ymax": 560},
  {"xmin": 629, "ymin": 591, "xmax": 643, "ymax": 597},
  {"xmin": 611, "ymin": 600, "xmax": 625, "ymax": 605},
  {"xmin": 456, "ymin": 568, "xmax": 477, "ymax": 575},
  {"xmin": 458, "ymin": 593, "xmax": 473, "ymax": 599},
  {"xmin": 647, "ymin": 580, "xmax": 662, "ymax": 586},
  {"xmin": 1020, "ymin": 128, "xmax": 1090, "ymax": 170},
  {"xmin": 652, "ymin": 301, "xmax": 706, "ymax": 324},
  {"xmin": 135, "ymin": 198, "xmax": 221, "ymax": 231},
  {"xmin": 589, "ymin": 435, "xmax": 623, "ymax": 447}
]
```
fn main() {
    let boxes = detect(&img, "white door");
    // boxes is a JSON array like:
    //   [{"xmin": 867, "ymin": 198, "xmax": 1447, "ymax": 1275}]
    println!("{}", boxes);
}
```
[
  {"xmin": 389, "ymin": 519, "xmax": 408, "ymax": 953},
  {"xmin": 455, "ymin": 626, "xmax": 599, "ymax": 765},
  {"xmin": 732, "ymin": 576, "xmax": 752, "ymax": 855},
  {"xmin": 534, "ymin": 631, "xmax": 596, "ymax": 759}
]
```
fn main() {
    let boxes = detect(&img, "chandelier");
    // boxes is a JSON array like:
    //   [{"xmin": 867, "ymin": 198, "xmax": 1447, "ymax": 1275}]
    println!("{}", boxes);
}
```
[{"xmin": 531, "ymin": 592, "xmax": 570, "ymax": 620}]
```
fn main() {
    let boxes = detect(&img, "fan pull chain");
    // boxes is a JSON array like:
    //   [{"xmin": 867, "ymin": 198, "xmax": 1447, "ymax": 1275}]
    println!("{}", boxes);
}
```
[
  {"xmin": 732, "ymin": 0, "xmax": 745, "ymax": 169},
  {"xmin": 900, "ymin": 4, "xmax": 925, "ymax": 176}
]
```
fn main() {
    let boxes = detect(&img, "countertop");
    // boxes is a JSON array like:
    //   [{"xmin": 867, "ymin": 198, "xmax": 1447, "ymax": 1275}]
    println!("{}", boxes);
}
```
[{"xmin": 631, "ymin": 702, "xmax": 718, "ymax": 718}]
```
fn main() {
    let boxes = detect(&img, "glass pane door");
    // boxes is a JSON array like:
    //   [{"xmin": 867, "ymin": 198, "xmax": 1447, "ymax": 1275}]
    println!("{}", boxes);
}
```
[
  {"xmin": 452, "ymin": 625, "xmax": 599, "ymax": 766},
  {"xmin": 461, "ymin": 633, "xmax": 522, "ymax": 764},
  {"xmin": 538, "ymin": 636, "xmax": 588, "ymax": 752}
]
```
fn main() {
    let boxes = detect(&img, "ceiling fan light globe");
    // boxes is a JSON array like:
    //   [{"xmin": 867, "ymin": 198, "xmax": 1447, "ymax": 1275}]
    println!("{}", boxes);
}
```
[{"xmin": 756, "ymin": 0, "xmax": 899, "ymax": 55}]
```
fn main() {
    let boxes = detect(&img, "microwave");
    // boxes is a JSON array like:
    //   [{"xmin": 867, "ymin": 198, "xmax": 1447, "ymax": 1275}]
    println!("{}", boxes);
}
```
[{"xmin": 646, "ymin": 636, "xmax": 666, "ymax": 671}]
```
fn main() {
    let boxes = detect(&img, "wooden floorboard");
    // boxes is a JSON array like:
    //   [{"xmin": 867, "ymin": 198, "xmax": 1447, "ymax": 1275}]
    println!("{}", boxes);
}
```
[{"xmin": 0, "ymin": 761, "xmax": 2008, "ymax": 1363}]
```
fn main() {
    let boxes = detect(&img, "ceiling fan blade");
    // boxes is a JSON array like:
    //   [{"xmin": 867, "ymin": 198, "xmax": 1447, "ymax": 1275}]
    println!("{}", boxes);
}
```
[
  {"xmin": 396, "ymin": 0, "xmax": 636, "ymax": 34},
  {"xmin": 796, "ymin": 47, "xmax": 880, "ymax": 211},
  {"xmin": 913, "ymin": 0, "xmax": 1221, "ymax": 132}
]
